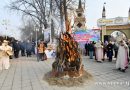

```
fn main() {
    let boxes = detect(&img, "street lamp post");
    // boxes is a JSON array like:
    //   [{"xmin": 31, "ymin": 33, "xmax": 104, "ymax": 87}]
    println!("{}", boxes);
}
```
[
  {"xmin": 35, "ymin": 27, "xmax": 39, "ymax": 61},
  {"xmin": 31, "ymin": 32, "xmax": 33, "ymax": 42}
]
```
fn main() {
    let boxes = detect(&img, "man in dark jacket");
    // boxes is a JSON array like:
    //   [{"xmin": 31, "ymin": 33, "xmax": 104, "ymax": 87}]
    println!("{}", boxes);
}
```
[
  {"xmin": 13, "ymin": 41, "xmax": 20, "ymax": 58},
  {"xmin": 25, "ymin": 40, "xmax": 32, "ymax": 57},
  {"xmin": 107, "ymin": 41, "xmax": 114, "ymax": 62},
  {"xmin": 85, "ymin": 41, "xmax": 89, "ymax": 56},
  {"xmin": 20, "ymin": 41, "xmax": 26, "ymax": 56},
  {"xmin": 31, "ymin": 41, "xmax": 35, "ymax": 55},
  {"xmin": 88, "ymin": 41, "xmax": 94, "ymax": 59},
  {"xmin": 113, "ymin": 42, "xmax": 119, "ymax": 58}
]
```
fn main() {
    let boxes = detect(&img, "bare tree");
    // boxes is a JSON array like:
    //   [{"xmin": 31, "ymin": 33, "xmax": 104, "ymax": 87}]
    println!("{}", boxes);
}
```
[
  {"xmin": 20, "ymin": 20, "xmax": 35, "ymax": 41},
  {"xmin": 8, "ymin": 0, "xmax": 80, "ymax": 41},
  {"xmin": 54, "ymin": 0, "xmax": 79, "ymax": 33},
  {"xmin": 8, "ymin": 0, "xmax": 51, "ymax": 40}
]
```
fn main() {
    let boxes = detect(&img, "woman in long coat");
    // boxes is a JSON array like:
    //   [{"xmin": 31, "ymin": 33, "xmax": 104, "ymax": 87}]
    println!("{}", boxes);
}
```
[
  {"xmin": 95, "ymin": 41, "xmax": 103, "ymax": 62},
  {"xmin": 0, "ymin": 40, "xmax": 13, "ymax": 70},
  {"xmin": 116, "ymin": 40, "xmax": 129, "ymax": 72}
]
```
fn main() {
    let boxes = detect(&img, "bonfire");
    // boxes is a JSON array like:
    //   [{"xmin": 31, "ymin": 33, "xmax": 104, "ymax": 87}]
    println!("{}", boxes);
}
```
[
  {"xmin": 44, "ymin": 32, "xmax": 92, "ymax": 87},
  {"xmin": 52, "ymin": 32, "xmax": 84, "ymax": 77}
]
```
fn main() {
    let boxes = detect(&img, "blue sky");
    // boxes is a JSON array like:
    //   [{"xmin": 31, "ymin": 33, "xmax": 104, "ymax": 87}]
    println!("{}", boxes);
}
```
[{"xmin": 0, "ymin": 0, "xmax": 130, "ymax": 39}]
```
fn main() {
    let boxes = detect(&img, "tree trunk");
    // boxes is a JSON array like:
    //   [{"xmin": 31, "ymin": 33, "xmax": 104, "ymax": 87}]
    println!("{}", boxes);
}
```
[
  {"xmin": 50, "ymin": 0, "xmax": 54, "ymax": 43},
  {"xmin": 63, "ymin": 0, "xmax": 69, "ymax": 33},
  {"xmin": 51, "ymin": 20, "xmax": 54, "ymax": 42},
  {"xmin": 60, "ymin": 0, "xmax": 64, "ymax": 32}
]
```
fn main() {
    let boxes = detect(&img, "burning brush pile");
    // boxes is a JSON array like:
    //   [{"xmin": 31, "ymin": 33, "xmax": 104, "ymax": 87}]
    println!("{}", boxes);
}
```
[{"xmin": 44, "ymin": 32, "xmax": 92, "ymax": 87}]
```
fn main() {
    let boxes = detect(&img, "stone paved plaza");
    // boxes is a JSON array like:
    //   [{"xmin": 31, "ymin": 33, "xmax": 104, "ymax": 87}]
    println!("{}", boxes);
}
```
[{"xmin": 0, "ymin": 56, "xmax": 130, "ymax": 90}]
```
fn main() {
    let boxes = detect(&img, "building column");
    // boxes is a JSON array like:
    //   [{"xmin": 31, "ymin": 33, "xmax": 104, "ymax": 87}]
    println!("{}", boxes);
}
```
[{"xmin": 101, "ymin": 25, "xmax": 106, "ymax": 42}]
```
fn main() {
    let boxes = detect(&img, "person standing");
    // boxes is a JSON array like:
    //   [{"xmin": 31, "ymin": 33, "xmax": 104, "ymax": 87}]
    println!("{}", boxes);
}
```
[
  {"xmin": 44, "ymin": 41, "xmax": 48, "ymax": 48},
  {"xmin": 45, "ymin": 45, "xmax": 54, "ymax": 59},
  {"xmin": 106, "ymin": 41, "xmax": 114, "ymax": 62},
  {"xmin": 103, "ymin": 41, "xmax": 108, "ymax": 60},
  {"xmin": 13, "ymin": 40, "xmax": 20, "ymax": 58},
  {"xmin": 0, "ymin": 40, "xmax": 13, "ymax": 70},
  {"xmin": 20, "ymin": 41, "xmax": 26, "ymax": 56},
  {"xmin": 88, "ymin": 41, "xmax": 94, "ymax": 59},
  {"xmin": 26, "ymin": 40, "xmax": 32, "ymax": 57},
  {"xmin": 93, "ymin": 42, "xmax": 97, "ymax": 60},
  {"xmin": 85, "ymin": 42, "xmax": 89, "ymax": 56},
  {"xmin": 113, "ymin": 42, "xmax": 119, "ymax": 58},
  {"xmin": 94, "ymin": 41, "xmax": 103, "ymax": 62},
  {"xmin": 127, "ymin": 40, "xmax": 130, "ymax": 63},
  {"xmin": 37, "ymin": 40, "xmax": 46, "ymax": 61},
  {"xmin": 116, "ymin": 40, "xmax": 129, "ymax": 72},
  {"xmin": 31, "ymin": 41, "xmax": 36, "ymax": 55}
]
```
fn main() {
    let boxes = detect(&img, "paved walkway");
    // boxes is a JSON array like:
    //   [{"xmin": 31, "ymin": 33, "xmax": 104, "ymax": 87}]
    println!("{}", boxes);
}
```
[{"xmin": 0, "ymin": 56, "xmax": 130, "ymax": 90}]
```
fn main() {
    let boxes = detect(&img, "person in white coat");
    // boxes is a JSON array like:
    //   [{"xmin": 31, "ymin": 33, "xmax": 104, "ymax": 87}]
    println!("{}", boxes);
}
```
[
  {"xmin": 0, "ymin": 40, "xmax": 13, "ymax": 70},
  {"xmin": 45, "ymin": 45, "xmax": 55, "ymax": 59},
  {"xmin": 116, "ymin": 40, "xmax": 129, "ymax": 72},
  {"xmin": 95, "ymin": 40, "xmax": 103, "ymax": 62}
]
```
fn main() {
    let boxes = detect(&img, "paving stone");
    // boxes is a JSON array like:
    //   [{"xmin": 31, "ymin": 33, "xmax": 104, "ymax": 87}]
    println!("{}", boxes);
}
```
[
  {"xmin": 1, "ymin": 86, "xmax": 11, "ymax": 90},
  {"xmin": 22, "ymin": 86, "xmax": 32, "ymax": 90},
  {"xmin": 0, "ymin": 56, "xmax": 129, "ymax": 90},
  {"xmin": 32, "ymin": 85, "xmax": 43, "ymax": 90}
]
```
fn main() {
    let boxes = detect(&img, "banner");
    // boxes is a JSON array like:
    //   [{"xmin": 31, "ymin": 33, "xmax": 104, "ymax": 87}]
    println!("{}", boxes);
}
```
[
  {"xmin": 72, "ymin": 29, "xmax": 100, "ymax": 42},
  {"xmin": 97, "ymin": 17, "xmax": 128, "ymax": 26}
]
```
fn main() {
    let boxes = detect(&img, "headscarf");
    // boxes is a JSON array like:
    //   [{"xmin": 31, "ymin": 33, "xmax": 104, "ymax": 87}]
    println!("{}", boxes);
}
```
[
  {"xmin": 95, "ymin": 40, "xmax": 103, "ymax": 48},
  {"xmin": 120, "ymin": 40, "xmax": 129, "ymax": 58}
]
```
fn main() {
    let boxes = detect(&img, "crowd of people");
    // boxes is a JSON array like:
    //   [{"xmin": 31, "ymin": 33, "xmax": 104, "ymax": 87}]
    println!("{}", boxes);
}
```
[
  {"xmin": 11, "ymin": 39, "xmax": 55, "ymax": 61},
  {"xmin": 12, "ymin": 40, "xmax": 36, "ymax": 58},
  {"xmin": 85, "ymin": 40, "xmax": 130, "ymax": 72},
  {"xmin": 0, "ymin": 35, "xmax": 130, "ymax": 73},
  {"xmin": 0, "ymin": 36, "xmax": 55, "ymax": 70}
]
